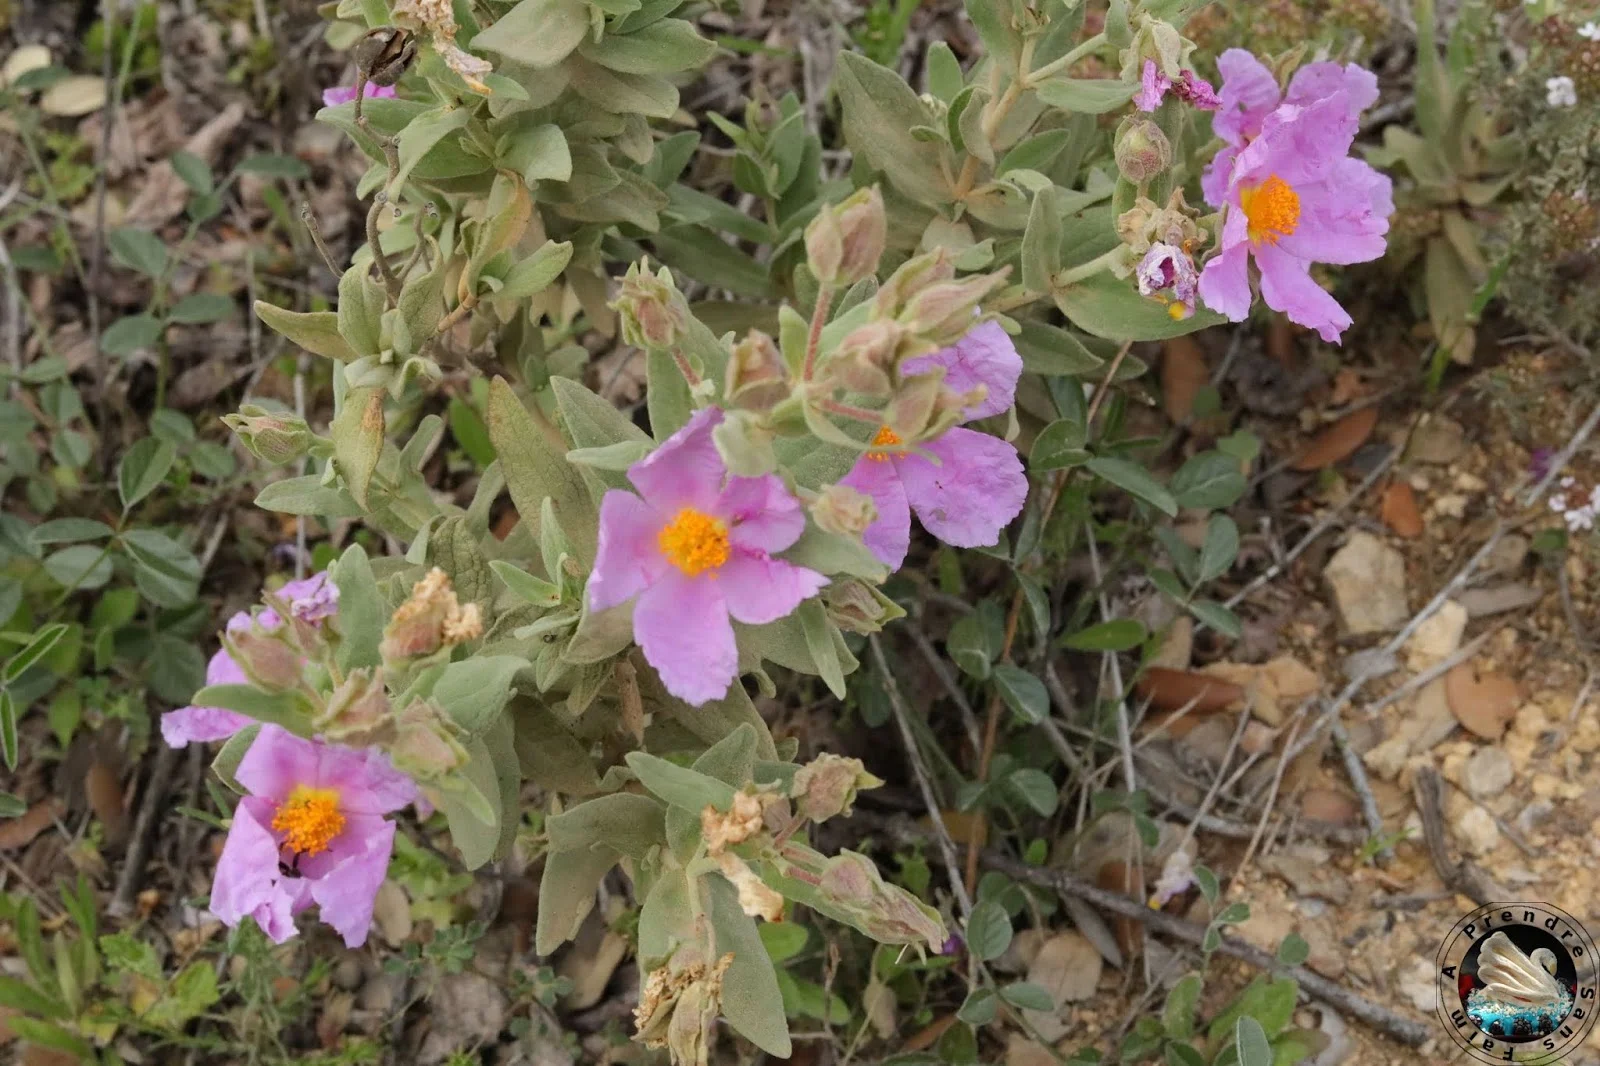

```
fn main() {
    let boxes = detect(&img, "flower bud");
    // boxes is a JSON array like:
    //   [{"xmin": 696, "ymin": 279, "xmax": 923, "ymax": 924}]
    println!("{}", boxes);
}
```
[
  {"xmin": 1115, "ymin": 118, "xmax": 1173, "ymax": 185},
  {"xmin": 826, "ymin": 320, "xmax": 907, "ymax": 397},
  {"xmin": 711, "ymin": 410, "xmax": 778, "ymax": 478},
  {"xmin": 885, "ymin": 370, "xmax": 945, "ymax": 442},
  {"xmin": 316, "ymin": 666, "xmax": 392, "ymax": 742},
  {"xmin": 872, "ymin": 249, "xmax": 956, "ymax": 320},
  {"xmin": 389, "ymin": 699, "xmax": 468, "ymax": 779},
  {"xmin": 791, "ymin": 753, "xmax": 883, "ymax": 823},
  {"xmin": 810, "ymin": 484, "xmax": 877, "ymax": 538},
  {"xmin": 900, "ymin": 273, "xmax": 1009, "ymax": 347},
  {"xmin": 805, "ymin": 187, "xmax": 887, "ymax": 288},
  {"xmin": 611, "ymin": 263, "xmax": 687, "ymax": 350},
  {"xmin": 223, "ymin": 406, "xmax": 316, "ymax": 466},
  {"xmin": 725, "ymin": 330, "xmax": 789, "ymax": 412},
  {"xmin": 770, "ymin": 843, "xmax": 948, "ymax": 951},
  {"xmin": 224, "ymin": 626, "xmax": 305, "ymax": 692},
  {"xmin": 1118, "ymin": 14, "xmax": 1193, "ymax": 82},
  {"xmin": 824, "ymin": 579, "xmax": 904, "ymax": 634},
  {"xmin": 351, "ymin": 27, "xmax": 418, "ymax": 88}
]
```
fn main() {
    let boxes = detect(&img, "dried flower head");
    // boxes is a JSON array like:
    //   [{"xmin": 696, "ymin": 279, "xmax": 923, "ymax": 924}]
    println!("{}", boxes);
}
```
[{"xmin": 701, "ymin": 790, "xmax": 766, "ymax": 855}]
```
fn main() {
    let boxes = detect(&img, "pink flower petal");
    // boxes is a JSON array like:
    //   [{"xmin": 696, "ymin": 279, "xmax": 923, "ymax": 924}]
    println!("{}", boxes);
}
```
[
  {"xmin": 308, "ymin": 817, "xmax": 394, "ymax": 948},
  {"xmin": 634, "ymin": 569, "xmax": 736, "ymax": 706},
  {"xmin": 1197, "ymin": 213, "xmax": 1253, "ymax": 321},
  {"xmin": 278, "ymin": 571, "xmax": 339, "ymax": 623},
  {"xmin": 1254, "ymin": 243, "xmax": 1352, "ymax": 343},
  {"xmin": 1278, "ymin": 170, "xmax": 1391, "ymax": 266},
  {"xmin": 589, "ymin": 490, "xmax": 668, "ymax": 612},
  {"xmin": 717, "ymin": 474, "xmax": 806, "ymax": 554},
  {"xmin": 209, "ymin": 797, "xmax": 301, "ymax": 943},
  {"xmin": 1212, "ymin": 49, "xmax": 1281, "ymax": 145},
  {"xmin": 234, "ymin": 725, "xmax": 315, "ymax": 802},
  {"xmin": 1134, "ymin": 59, "xmax": 1170, "ymax": 112},
  {"xmin": 1200, "ymin": 144, "xmax": 1240, "ymax": 210},
  {"xmin": 628, "ymin": 407, "xmax": 725, "ymax": 514},
  {"xmin": 898, "ymin": 428, "xmax": 1027, "ymax": 550},
  {"xmin": 1286, "ymin": 61, "xmax": 1378, "ymax": 117},
  {"xmin": 310, "ymin": 745, "xmax": 416, "ymax": 816},
  {"xmin": 322, "ymin": 86, "xmax": 358, "ymax": 107},
  {"xmin": 840, "ymin": 454, "xmax": 913, "ymax": 569},
  {"xmin": 161, "ymin": 706, "xmax": 253, "ymax": 748},
  {"xmin": 899, "ymin": 320, "xmax": 1023, "ymax": 423},
  {"xmin": 718, "ymin": 553, "xmax": 828, "ymax": 626}
]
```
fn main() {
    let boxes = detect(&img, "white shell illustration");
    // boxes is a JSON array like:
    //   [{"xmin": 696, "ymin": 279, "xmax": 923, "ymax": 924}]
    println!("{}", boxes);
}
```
[{"xmin": 1477, "ymin": 931, "xmax": 1564, "ymax": 1007}]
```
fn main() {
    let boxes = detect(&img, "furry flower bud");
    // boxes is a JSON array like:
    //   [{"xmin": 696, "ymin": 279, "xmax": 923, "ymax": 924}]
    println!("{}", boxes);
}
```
[
  {"xmin": 824, "ymin": 579, "xmax": 903, "ymax": 635},
  {"xmin": 223, "ymin": 627, "xmax": 304, "ymax": 692},
  {"xmin": 805, "ymin": 187, "xmax": 887, "ymax": 288},
  {"xmin": 224, "ymin": 406, "xmax": 315, "ymax": 466},
  {"xmin": 827, "ymin": 320, "xmax": 907, "ymax": 397},
  {"xmin": 900, "ymin": 273, "xmax": 1008, "ymax": 347},
  {"xmin": 612, "ymin": 263, "xmax": 687, "ymax": 350},
  {"xmin": 1115, "ymin": 118, "xmax": 1173, "ymax": 184},
  {"xmin": 725, "ymin": 330, "xmax": 789, "ymax": 412},
  {"xmin": 791, "ymin": 753, "xmax": 883, "ymax": 823},
  {"xmin": 316, "ymin": 667, "xmax": 392, "ymax": 742},
  {"xmin": 872, "ymin": 249, "xmax": 956, "ymax": 320},
  {"xmin": 810, "ymin": 484, "xmax": 877, "ymax": 538},
  {"xmin": 389, "ymin": 699, "xmax": 467, "ymax": 779}
]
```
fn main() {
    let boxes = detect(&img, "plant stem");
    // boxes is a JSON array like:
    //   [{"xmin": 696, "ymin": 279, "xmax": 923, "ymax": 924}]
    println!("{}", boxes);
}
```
[
  {"xmin": 1023, "ymin": 31, "xmax": 1107, "ymax": 88},
  {"xmin": 814, "ymin": 397, "xmax": 883, "ymax": 424},
  {"xmin": 1052, "ymin": 247, "xmax": 1122, "ymax": 289},
  {"xmin": 801, "ymin": 284, "xmax": 833, "ymax": 382}
]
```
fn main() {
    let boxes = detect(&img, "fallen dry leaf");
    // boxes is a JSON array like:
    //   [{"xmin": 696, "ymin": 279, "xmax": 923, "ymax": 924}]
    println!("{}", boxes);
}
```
[
  {"xmin": 902, "ymin": 1014, "xmax": 958, "ymax": 1054},
  {"xmin": 0, "ymin": 799, "xmax": 63, "ymax": 851},
  {"xmin": 1380, "ymin": 479, "xmax": 1424, "ymax": 538},
  {"xmin": 125, "ymin": 102, "xmax": 248, "ymax": 226},
  {"xmin": 86, "ymin": 760, "xmax": 127, "ymax": 846},
  {"xmin": 39, "ymin": 75, "xmax": 107, "ymax": 117},
  {"xmin": 1, "ymin": 45, "xmax": 51, "ymax": 89},
  {"xmin": 1266, "ymin": 314, "xmax": 1295, "ymax": 364},
  {"xmin": 1028, "ymin": 931, "xmax": 1102, "ymax": 1006},
  {"xmin": 1299, "ymin": 788, "xmax": 1359, "ymax": 825},
  {"xmin": 1445, "ymin": 662, "xmax": 1519, "ymax": 740},
  {"xmin": 1006, "ymin": 1034, "xmax": 1057, "ymax": 1066},
  {"xmin": 1161, "ymin": 336, "xmax": 1207, "ymax": 425},
  {"xmin": 1329, "ymin": 368, "xmax": 1367, "ymax": 406},
  {"xmin": 1095, "ymin": 861, "xmax": 1143, "ymax": 957},
  {"xmin": 1135, "ymin": 668, "xmax": 1246, "ymax": 713},
  {"xmin": 1291, "ymin": 406, "xmax": 1379, "ymax": 471}
]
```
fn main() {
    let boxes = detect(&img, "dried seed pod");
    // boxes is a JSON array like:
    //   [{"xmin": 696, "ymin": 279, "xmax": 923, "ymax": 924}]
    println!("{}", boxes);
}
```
[{"xmin": 353, "ymin": 27, "xmax": 418, "ymax": 88}]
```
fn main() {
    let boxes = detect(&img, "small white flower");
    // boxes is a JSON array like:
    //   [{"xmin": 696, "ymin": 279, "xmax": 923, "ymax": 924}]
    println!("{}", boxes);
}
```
[
  {"xmin": 1580, "ymin": 21, "xmax": 1600, "ymax": 41},
  {"xmin": 1547, "ymin": 76, "xmax": 1579, "ymax": 108},
  {"xmin": 1551, "ymin": 493, "xmax": 1569, "ymax": 512}
]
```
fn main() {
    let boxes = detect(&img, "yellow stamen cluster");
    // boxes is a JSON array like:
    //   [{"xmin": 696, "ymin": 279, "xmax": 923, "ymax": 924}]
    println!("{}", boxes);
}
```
[
  {"xmin": 271, "ymin": 786, "xmax": 345, "ymax": 856},
  {"xmin": 658, "ymin": 508, "xmax": 730, "ymax": 577},
  {"xmin": 866, "ymin": 426, "xmax": 901, "ymax": 461},
  {"xmin": 1240, "ymin": 175, "xmax": 1300, "ymax": 245}
]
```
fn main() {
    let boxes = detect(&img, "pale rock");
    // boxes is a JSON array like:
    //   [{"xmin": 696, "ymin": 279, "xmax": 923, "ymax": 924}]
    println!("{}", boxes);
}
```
[
  {"xmin": 1504, "ymin": 704, "xmax": 1552, "ymax": 774},
  {"xmin": 1324, "ymin": 533, "xmax": 1409, "ymax": 635},
  {"xmin": 1432, "ymin": 493, "xmax": 1469, "ymax": 519},
  {"xmin": 1363, "ymin": 735, "xmax": 1412, "ymax": 781},
  {"xmin": 1410, "ymin": 415, "xmax": 1467, "ymax": 465},
  {"xmin": 1531, "ymin": 772, "xmax": 1583, "ymax": 801},
  {"xmin": 371, "ymin": 880, "xmax": 412, "ymax": 948},
  {"xmin": 1463, "ymin": 747, "xmax": 1514, "ymax": 800},
  {"xmin": 1152, "ymin": 615, "xmax": 1193, "ymax": 670},
  {"xmin": 1399, "ymin": 958, "xmax": 1439, "ymax": 1012},
  {"xmin": 1486, "ymin": 534, "xmax": 1530, "ymax": 575},
  {"xmin": 1458, "ymin": 582, "xmax": 1542, "ymax": 618},
  {"xmin": 1007, "ymin": 1035, "xmax": 1060, "ymax": 1066},
  {"xmin": 417, "ymin": 972, "xmax": 509, "ymax": 1065},
  {"xmin": 1455, "ymin": 806, "xmax": 1500, "ymax": 856},
  {"xmin": 1404, "ymin": 600, "xmax": 1467, "ymax": 671},
  {"xmin": 1517, "ymin": 800, "xmax": 1555, "ymax": 836},
  {"xmin": 1455, "ymin": 471, "xmax": 1487, "ymax": 493},
  {"xmin": 1399, "ymin": 679, "xmax": 1458, "ymax": 752}
]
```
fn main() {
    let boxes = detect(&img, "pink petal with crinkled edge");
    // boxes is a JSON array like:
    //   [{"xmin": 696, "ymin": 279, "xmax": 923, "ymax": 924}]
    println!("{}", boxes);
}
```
[
  {"xmin": 719, "ymin": 553, "xmax": 828, "ymax": 626},
  {"xmin": 839, "ymin": 454, "xmax": 913, "ymax": 569},
  {"xmin": 308, "ymin": 815, "xmax": 395, "ymax": 948},
  {"xmin": 627, "ymin": 407, "xmax": 726, "ymax": 515},
  {"xmin": 634, "ymin": 569, "xmax": 736, "ymax": 706},
  {"xmin": 589, "ymin": 490, "xmax": 668, "ymax": 612},
  {"xmin": 1255, "ymin": 243, "xmax": 1352, "ymax": 343},
  {"xmin": 1197, "ymin": 211, "xmax": 1253, "ymax": 322},
  {"xmin": 717, "ymin": 474, "xmax": 806, "ymax": 554},
  {"xmin": 1212, "ymin": 49, "xmax": 1281, "ymax": 145},
  {"xmin": 900, "ymin": 320, "xmax": 1024, "ymax": 423},
  {"xmin": 209, "ymin": 796, "xmax": 303, "ymax": 943},
  {"xmin": 898, "ymin": 428, "xmax": 1027, "ymax": 549}
]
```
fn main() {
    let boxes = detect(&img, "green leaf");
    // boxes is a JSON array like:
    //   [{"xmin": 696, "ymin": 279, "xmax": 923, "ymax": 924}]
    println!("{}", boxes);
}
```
[
  {"xmin": 1012, "ymin": 319, "xmax": 1105, "ymax": 377},
  {"xmin": 253, "ymin": 303, "xmax": 357, "ymax": 361},
  {"xmin": 1086, "ymin": 456, "xmax": 1176, "ymax": 516},
  {"xmin": 490, "ymin": 560, "xmax": 561, "ymax": 607},
  {"xmin": 1006, "ymin": 768, "xmax": 1059, "ymax": 816},
  {"xmin": 3, "ymin": 623, "xmax": 68, "ymax": 683},
  {"xmin": 1218, "ymin": 902, "xmax": 1250, "ymax": 925},
  {"xmin": 43, "ymin": 545, "xmax": 113, "ymax": 590},
  {"xmin": 432, "ymin": 656, "xmax": 525, "ymax": 738},
  {"xmin": 992, "ymin": 664, "xmax": 1047, "ymax": 724},
  {"xmin": 833, "ymin": 51, "xmax": 950, "ymax": 207},
  {"xmin": 495, "ymin": 239, "xmax": 573, "ymax": 301},
  {"xmin": 550, "ymin": 375, "xmax": 651, "ymax": 485},
  {"xmin": 235, "ymin": 153, "xmax": 311, "ymax": 179},
  {"xmin": 1198, "ymin": 515, "xmax": 1239, "ymax": 584},
  {"xmin": 706, "ymin": 875, "xmax": 792, "ymax": 1058},
  {"xmin": 1171, "ymin": 451, "xmax": 1248, "ymax": 511},
  {"xmin": 255, "ymin": 476, "xmax": 364, "ymax": 518},
  {"xmin": 624, "ymin": 751, "xmax": 737, "ymax": 812},
  {"xmin": 30, "ymin": 518, "xmax": 114, "ymax": 545},
  {"xmin": 388, "ymin": 106, "xmax": 472, "ymax": 195},
  {"xmin": 122, "ymin": 529, "xmax": 202, "ymax": 607},
  {"xmin": 948, "ymin": 612, "xmax": 993, "ymax": 680},
  {"xmin": 1235, "ymin": 1017, "xmax": 1273, "ymax": 1066},
  {"xmin": 439, "ymin": 736, "xmax": 505, "ymax": 869},
  {"xmin": 108, "ymin": 228, "xmax": 169, "ymax": 277},
  {"xmin": 1021, "ymin": 185, "xmax": 1064, "ymax": 296},
  {"xmin": 169, "ymin": 292, "xmax": 235, "ymax": 324},
  {"xmin": 1061, "ymin": 619, "xmax": 1147, "ymax": 652},
  {"xmin": 338, "ymin": 264, "xmax": 386, "ymax": 357},
  {"xmin": 798, "ymin": 599, "xmax": 849, "ymax": 699},
  {"xmin": 1163, "ymin": 972, "xmax": 1203, "ymax": 1039},
  {"xmin": 211, "ymin": 724, "xmax": 259, "ymax": 793},
  {"xmin": 332, "ymin": 544, "xmax": 382, "ymax": 671},
  {"xmin": 565, "ymin": 57, "xmax": 679, "ymax": 119},
  {"xmin": 0, "ymin": 793, "xmax": 24, "ymax": 817},
  {"xmin": 148, "ymin": 634, "xmax": 207, "ymax": 705},
  {"xmin": 580, "ymin": 18, "xmax": 716, "ymax": 74},
  {"xmin": 101, "ymin": 312, "xmax": 165, "ymax": 356},
  {"xmin": 1000, "ymin": 981, "xmax": 1056, "ymax": 1012},
  {"xmin": 331, "ymin": 387, "xmax": 384, "ymax": 508},
  {"xmin": 100, "ymin": 932, "xmax": 162, "ymax": 980},
  {"xmin": 966, "ymin": 899, "xmax": 1012, "ymax": 961},
  {"xmin": 1188, "ymin": 600, "xmax": 1241, "ymax": 640},
  {"xmin": 190, "ymin": 684, "xmax": 306, "ymax": 728},
  {"xmin": 1033, "ymin": 77, "xmax": 1137, "ymax": 114},
  {"xmin": 474, "ymin": 0, "xmax": 590, "ymax": 68},
  {"xmin": 545, "ymin": 792, "xmax": 665, "ymax": 860},
  {"xmin": 118, "ymin": 437, "xmax": 176, "ymax": 512},
  {"xmin": 1276, "ymin": 932, "xmax": 1309, "ymax": 968},
  {"xmin": 966, "ymin": 0, "xmax": 1021, "ymax": 71},
  {"xmin": 958, "ymin": 987, "xmax": 998, "ymax": 1025},
  {"xmin": 1031, "ymin": 417, "xmax": 1090, "ymax": 470},
  {"xmin": 998, "ymin": 129, "xmax": 1071, "ymax": 175},
  {"xmin": 1053, "ymin": 273, "xmax": 1225, "ymax": 342},
  {"xmin": 0, "ymin": 692, "xmax": 15, "ymax": 770},
  {"xmin": 487, "ymin": 377, "xmax": 596, "ymax": 565},
  {"xmin": 171, "ymin": 150, "xmax": 213, "ymax": 193},
  {"xmin": 760, "ymin": 921, "xmax": 810, "ymax": 963}
]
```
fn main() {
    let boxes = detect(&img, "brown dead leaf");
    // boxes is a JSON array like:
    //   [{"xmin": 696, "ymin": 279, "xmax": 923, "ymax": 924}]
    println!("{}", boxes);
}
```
[
  {"xmin": 1266, "ymin": 315, "xmax": 1295, "ymax": 364},
  {"xmin": 1028, "ymin": 931, "xmax": 1102, "ymax": 1005},
  {"xmin": 124, "ymin": 102, "xmax": 248, "ymax": 227},
  {"xmin": 1329, "ymin": 368, "xmax": 1366, "ymax": 406},
  {"xmin": 1095, "ymin": 861, "xmax": 1143, "ymax": 956},
  {"xmin": 86, "ymin": 760, "xmax": 127, "ymax": 846},
  {"xmin": 1007, "ymin": 1035, "xmax": 1058, "ymax": 1066},
  {"xmin": 1300, "ymin": 788, "xmax": 1359, "ymax": 826},
  {"xmin": 1135, "ymin": 668, "xmax": 1246, "ymax": 713},
  {"xmin": 928, "ymin": 810, "xmax": 987, "ymax": 848},
  {"xmin": 1445, "ymin": 662, "xmax": 1519, "ymax": 740},
  {"xmin": 1161, "ymin": 336, "xmax": 1207, "ymax": 425},
  {"xmin": 1291, "ymin": 406, "xmax": 1379, "ymax": 471},
  {"xmin": 902, "ymin": 1014, "xmax": 957, "ymax": 1054},
  {"xmin": 1380, "ymin": 479, "xmax": 1424, "ymax": 539},
  {"xmin": 0, "ymin": 799, "xmax": 63, "ymax": 851}
]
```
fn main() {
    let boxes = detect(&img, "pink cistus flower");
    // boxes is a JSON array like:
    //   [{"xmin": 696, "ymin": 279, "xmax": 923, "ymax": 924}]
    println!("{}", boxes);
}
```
[
  {"xmin": 210, "ymin": 725, "xmax": 415, "ymax": 947},
  {"xmin": 321, "ymin": 83, "xmax": 398, "ymax": 108},
  {"xmin": 1135, "ymin": 59, "xmax": 1220, "ymax": 112},
  {"xmin": 839, "ymin": 321, "xmax": 1028, "ymax": 570},
  {"xmin": 162, "ymin": 573, "xmax": 339, "ymax": 748},
  {"xmin": 1197, "ymin": 51, "xmax": 1392, "ymax": 343},
  {"xmin": 1136, "ymin": 243, "xmax": 1201, "ymax": 320},
  {"xmin": 588, "ymin": 408, "xmax": 828, "ymax": 706}
]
